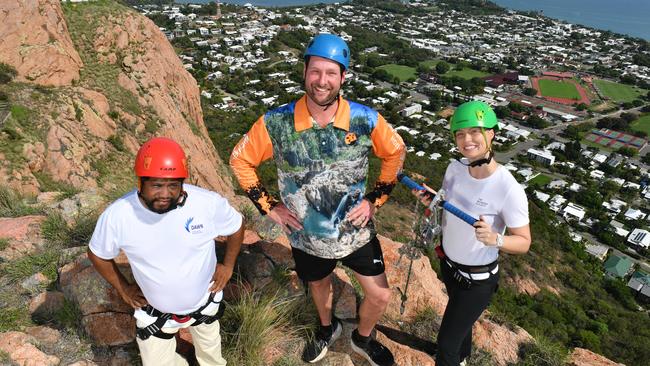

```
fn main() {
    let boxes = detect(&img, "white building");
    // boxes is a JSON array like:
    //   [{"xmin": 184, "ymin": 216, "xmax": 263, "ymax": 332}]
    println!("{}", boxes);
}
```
[
  {"xmin": 628, "ymin": 228, "xmax": 650, "ymax": 249},
  {"xmin": 562, "ymin": 202, "xmax": 586, "ymax": 221},
  {"xmin": 585, "ymin": 243, "xmax": 609, "ymax": 261},
  {"xmin": 527, "ymin": 148, "xmax": 555, "ymax": 165},
  {"xmin": 400, "ymin": 103, "xmax": 422, "ymax": 117}
]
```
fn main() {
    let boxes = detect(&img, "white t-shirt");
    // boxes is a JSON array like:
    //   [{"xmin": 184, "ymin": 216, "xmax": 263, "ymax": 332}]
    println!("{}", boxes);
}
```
[
  {"xmin": 89, "ymin": 184, "xmax": 242, "ymax": 314},
  {"xmin": 441, "ymin": 160, "xmax": 529, "ymax": 266}
]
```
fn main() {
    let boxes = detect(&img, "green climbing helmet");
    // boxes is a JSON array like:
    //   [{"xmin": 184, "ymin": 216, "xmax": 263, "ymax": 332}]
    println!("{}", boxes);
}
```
[{"xmin": 450, "ymin": 100, "xmax": 499, "ymax": 134}]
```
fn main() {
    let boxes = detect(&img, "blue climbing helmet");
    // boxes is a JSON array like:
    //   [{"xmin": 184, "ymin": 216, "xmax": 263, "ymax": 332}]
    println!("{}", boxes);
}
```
[{"xmin": 304, "ymin": 33, "xmax": 350, "ymax": 71}]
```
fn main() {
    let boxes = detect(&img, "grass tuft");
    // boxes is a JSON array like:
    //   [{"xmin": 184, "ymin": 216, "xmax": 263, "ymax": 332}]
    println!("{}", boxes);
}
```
[
  {"xmin": 53, "ymin": 297, "xmax": 82, "ymax": 331},
  {"xmin": 1, "ymin": 248, "xmax": 59, "ymax": 282},
  {"xmin": 0, "ymin": 186, "xmax": 43, "ymax": 217},
  {"xmin": 221, "ymin": 287, "xmax": 309, "ymax": 365},
  {"xmin": 0, "ymin": 306, "xmax": 31, "ymax": 332},
  {"xmin": 41, "ymin": 211, "xmax": 98, "ymax": 248},
  {"xmin": 517, "ymin": 333, "xmax": 569, "ymax": 366},
  {"xmin": 0, "ymin": 238, "xmax": 9, "ymax": 251}
]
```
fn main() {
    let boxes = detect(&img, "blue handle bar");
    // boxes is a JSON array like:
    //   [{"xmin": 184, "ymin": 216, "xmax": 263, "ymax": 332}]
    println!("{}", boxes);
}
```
[{"xmin": 397, "ymin": 173, "xmax": 478, "ymax": 226}]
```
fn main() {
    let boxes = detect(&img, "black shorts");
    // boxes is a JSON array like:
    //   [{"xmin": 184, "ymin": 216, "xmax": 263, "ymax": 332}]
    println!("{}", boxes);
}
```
[{"xmin": 292, "ymin": 237, "xmax": 385, "ymax": 282}]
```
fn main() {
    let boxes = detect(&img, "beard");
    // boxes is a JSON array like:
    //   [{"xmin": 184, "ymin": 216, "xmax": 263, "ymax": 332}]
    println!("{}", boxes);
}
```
[
  {"xmin": 306, "ymin": 83, "xmax": 340, "ymax": 107},
  {"xmin": 140, "ymin": 195, "xmax": 180, "ymax": 214}
]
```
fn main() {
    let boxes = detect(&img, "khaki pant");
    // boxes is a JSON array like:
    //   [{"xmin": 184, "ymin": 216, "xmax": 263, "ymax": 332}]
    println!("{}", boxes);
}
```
[{"xmin": 136, "ymin": 319, "xmax": 227, "ymax": 366}]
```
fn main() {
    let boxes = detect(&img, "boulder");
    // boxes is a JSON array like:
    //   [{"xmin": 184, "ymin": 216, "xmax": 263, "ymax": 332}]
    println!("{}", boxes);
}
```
[
  {"xmin": 29, "ymin": 291, "xmax": 65, "ymax": 320},
  {"xmin": 25, "ymin": 326, "xmax": 61, "ymax": 347},
  {"xmin": 0, "ymin": 216, "xmax": 46, "ymax": 260},
  {"xmin": 81, "ymin": 313, "xmax": 136, "ymax": 346},
  {"xmin": 59, "ymin": 252, "xmax": 132, "ymax": 315},
  {"xmin": 569, "ymin": 347, "xmax": 625, "ymax": 366},
  {"xmin": 473, "ymin": 318, "xmax": 532, "ymax": 365},
  {"xmin": 332, "ymin": 268, "xmax": 357, "ymax": 321},
  {"xmin": 380, "ymin": 235, "xmax": 448, "ymax": 320},
  {"xmin": 21, "ymin": 272, "xmax": 50, "ymax": 293},
  {"xmin": 0, "ymin": 331, "xmax": 60, "ymax": 366}
]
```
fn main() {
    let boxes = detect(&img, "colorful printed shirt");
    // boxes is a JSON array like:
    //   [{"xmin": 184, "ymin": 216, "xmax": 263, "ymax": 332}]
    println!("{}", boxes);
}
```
[{"xmin": 230, "ymin": 95, "xmax": 405, "ymax": 259}]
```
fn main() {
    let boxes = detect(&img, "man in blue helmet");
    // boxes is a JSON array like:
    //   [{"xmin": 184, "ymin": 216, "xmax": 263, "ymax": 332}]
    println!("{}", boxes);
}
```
[{"xmin": 231, "ymin": 34, "xmax": 403, "ymax": 365}]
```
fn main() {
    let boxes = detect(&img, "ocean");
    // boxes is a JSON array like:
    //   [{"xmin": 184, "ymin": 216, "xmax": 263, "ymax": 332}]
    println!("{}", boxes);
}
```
[
  {"xmin": 490, "ymin": 0, "xmax": 650, "ymax": 40},
  {"xmin": 175, "ymin": 0, "xmax": 650, "ymax": 41}
]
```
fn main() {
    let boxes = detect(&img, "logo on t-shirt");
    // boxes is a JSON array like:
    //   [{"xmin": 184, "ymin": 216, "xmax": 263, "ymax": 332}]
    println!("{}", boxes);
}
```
[
  {"xmin": 184, "ymin": 217, "xmax": 204, "ymax": 234},
  {"xmin": 475, "ymin": 198, "xmax": 488, "ymax": 207}
]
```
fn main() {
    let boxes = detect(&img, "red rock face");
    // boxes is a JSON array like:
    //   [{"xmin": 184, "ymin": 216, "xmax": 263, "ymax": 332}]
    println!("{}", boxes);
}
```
[
  {"xmin": 0, "ymin": 216, "xmax": 46, "ymax": 260},
  {"xmin": 569, "ymin": 348, "xmax": 625, "ymax": 366},
  {"xmin": 0, "ymin": 331, "xmax": 60, "ymax": 365},
  {"xmin": 0, "ymin": 1, "xmax": 235, "ymax": 198},
  {"xmin": 0, "ymin": 0, "xmax": 83, "ymax": 86}
]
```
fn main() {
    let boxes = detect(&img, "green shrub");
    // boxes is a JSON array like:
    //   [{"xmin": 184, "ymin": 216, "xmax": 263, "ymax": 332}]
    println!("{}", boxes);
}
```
[
  {"xmin": 0, "ymin": 63, "xmax": 17, "ymax": 84},
  {"xmin": 42, "ymin": 210, "xmax": 98, "ymax": 247},
  {"xmin": 33, "ymin": 172, "xmax": 80, "ymax": 199},
  {"xmin": 108, "ymin": 133, "xmax": 126, "ymax": 152},
  {"xmin": 0, "ymin": 238, "xmax": 8, "ymax": 251},
  {"xmin": 0, "ymin": 186, "xmax": 42, "ymax": 217},
  {"xmin": 53, "ymin": 298, "xmax": 82, "ymax": 331},
  {"xmin": 517, "ymin": 334, "xmax": 568, "ymax": 366}
]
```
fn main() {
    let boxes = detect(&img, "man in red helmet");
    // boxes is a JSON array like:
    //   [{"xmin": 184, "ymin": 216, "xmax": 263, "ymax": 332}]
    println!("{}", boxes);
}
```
[{"xmin": 88, "ymin": 137, "xmax": 244, "ymax": 366}]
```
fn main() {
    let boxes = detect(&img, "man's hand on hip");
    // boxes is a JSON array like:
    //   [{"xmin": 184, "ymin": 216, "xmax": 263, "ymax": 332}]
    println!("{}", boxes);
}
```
[
  {"xmin": 346, "ymin": 199, "xmax": 375, "ymax": 228},
  {"xmin": 119, "ymin": 283, "xmax": 148, "ymax": 309},
  {"xmin": 210, "ymin": 264, "xmax": 234, "ymax": 293},
  {"xmin": 267, "ymin": 203, "xmax": 303, "ymax": 233}
]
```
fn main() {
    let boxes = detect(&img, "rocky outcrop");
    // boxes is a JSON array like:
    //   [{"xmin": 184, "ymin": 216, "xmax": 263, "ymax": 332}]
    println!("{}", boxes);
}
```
[
  {"xmin": 0, "ymin": 0, "xmax": 234, "ymax": 197},
  {"xmin": 0, "ymin": 0, "xmax": 83, "ymax": 86},
  {"xmin": 89, "ymin": 8, "xmax": 232, "ymax": 195},
  {"xmin": 569, "ymin": 348, "xmax": 625, "ymax": 366}
]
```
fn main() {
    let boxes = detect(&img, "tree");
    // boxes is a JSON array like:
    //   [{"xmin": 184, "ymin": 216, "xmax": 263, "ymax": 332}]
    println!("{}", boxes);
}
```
[
  {"xmin": 526, "ymin": 115, "xmax": 550, "ymax": 129},
  {"xmin": 524, "ymin": 87, "xmax": 537, "ymax": 96},
  {"xmin": 494, "ymin": 105, "xmax": 511, "ymax": 119},
  {"xmin": 435, "ymin": 61, "xmax": 450, "ymax": 75},
  {"xmin": 617, "ymin": 146, "xmax": 637, "ymax": 157}
]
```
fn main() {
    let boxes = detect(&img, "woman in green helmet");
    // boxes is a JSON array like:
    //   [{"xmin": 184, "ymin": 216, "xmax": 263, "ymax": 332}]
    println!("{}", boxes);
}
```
[{"xmin": 414, "ymin": 100, "xmax": 531, "ymax": 366}]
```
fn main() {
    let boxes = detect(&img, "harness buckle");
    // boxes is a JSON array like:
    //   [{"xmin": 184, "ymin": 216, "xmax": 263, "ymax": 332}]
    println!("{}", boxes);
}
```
[{"xmin": 172, "ymin": 314, "xmax": 192, "ymax": 323}]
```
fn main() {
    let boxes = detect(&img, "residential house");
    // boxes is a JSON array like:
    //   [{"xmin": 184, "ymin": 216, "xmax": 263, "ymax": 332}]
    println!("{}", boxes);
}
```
[
  {"xmin": 624, "ymin": 208, "xmax": 646, "ymax": 221},
  {"xmin": 626, "ymin": 270, "xmax": 650, "ymax": 302},
  {"xmin": 562, "ymin": 202, "xmax": 586, "ymax": 222},
  {"xmin": 628, "ymin": 228, "xmax": 650, "ymax": 250},
  {"xmin": 603, "ymin": 254, "xmax": 633, "ymax": 279},
  {"xmin": 585, "ymin": 243, "xmax": 609, "ymax": 261}
]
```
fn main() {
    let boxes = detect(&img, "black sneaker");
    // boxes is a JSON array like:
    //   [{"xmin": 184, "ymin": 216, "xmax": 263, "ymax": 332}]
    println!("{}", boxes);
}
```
[
  {"xmin": 350, "ymin": 330, "xmax": 395, "ymax": 366},
  {"xmin": 302, "ymin": 318, "xmax": 342, "ymax": 363}
]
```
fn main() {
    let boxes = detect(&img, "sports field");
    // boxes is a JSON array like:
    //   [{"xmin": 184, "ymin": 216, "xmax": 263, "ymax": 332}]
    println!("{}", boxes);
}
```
[
  {"xmin": 529, "ymin": 174, "xmax": 552, "ymax": 186},
  {"xmin": 630, "ymin": 114, "xmax": 650, "ymax": 135},
  {"xmin": 419, "ymin": 59, "xmax": 488, "ymax": 80},
  {"xmin": 420, "ymin": 59, "xmax": 441, "ymax": 69},
  {"xmin": 594, "ymin": 79, "xmax": 647, "ymax": 103},
  {"xmin": 445, "ymin": 68, "xmax": 489, "ymax": 80},
  {"xmin": 538, "ymin": 79, "xmax": 581, "ymax": 100},
  {"xmin": 377, "ymin": 64, "xmax": 416, "ymax": 82}
]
